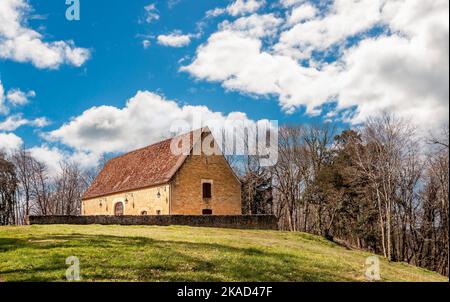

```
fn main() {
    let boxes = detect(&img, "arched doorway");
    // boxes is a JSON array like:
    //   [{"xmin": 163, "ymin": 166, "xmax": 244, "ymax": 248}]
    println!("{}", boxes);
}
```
[{"xmin": 114, "ymin": 202, "xmax": 124, "ymax": 216}]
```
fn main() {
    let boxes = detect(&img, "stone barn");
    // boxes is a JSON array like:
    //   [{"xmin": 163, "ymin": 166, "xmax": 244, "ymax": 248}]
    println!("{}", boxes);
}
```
[{"xmin": 81, "ymin": 128, "xmax": 242, "ymax": 216}]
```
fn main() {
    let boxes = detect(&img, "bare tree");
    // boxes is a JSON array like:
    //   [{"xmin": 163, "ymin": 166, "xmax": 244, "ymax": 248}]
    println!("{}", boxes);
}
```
[
  {"xmin": 270, "ymin": 124, "xmax": 335, "ymax": 232},
  {"xmin": 418, "ymin": 125, "xmax": 449, "ymax": 275},
  {"xmin": 11, "ymin": 148, "xmax": 94, "ymax": 220},
  {"xmin": 11, "ymin": 149, "xmax": 35, "ymax": 223},
  {"xmin": 0, "ymin": 152, "xmax": 18, "ymax": 225},
  {"xmin": 350, "ymin": 113, "xmax": 416, "ymax": 260},
  {"xmin": 28, "ymin": 160, "xmax": 52, "ymax": 215},
  {"xmin": 51, "ymin": 161, "xmax": 88, "ymax": 215},
  {"xmin": 271, "ymin": 126, "xmax": 305, "ymax": 231}
]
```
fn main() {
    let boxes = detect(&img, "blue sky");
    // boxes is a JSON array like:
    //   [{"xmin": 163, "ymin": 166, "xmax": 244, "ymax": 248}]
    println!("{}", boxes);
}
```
[
  {"xmin": 1, "ymin": 1, "xmax": 330, "ymax": 146},
  {"xmin": 0, "ymin": 0, "xmax": 448, "ymax": 172}
]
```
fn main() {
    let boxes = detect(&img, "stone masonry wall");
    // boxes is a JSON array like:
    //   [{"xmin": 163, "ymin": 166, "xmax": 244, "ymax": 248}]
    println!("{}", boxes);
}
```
[
  {"xmin": 82, "ymin": 184, "xmax": 170, "ymax": 216},
  {"xmin": 170, "ymin": 152, "xmax": 242, "ymax": 215},
  {"xmin": 29, "ymin": 215, "xmax": 278, "ymax": 230}
]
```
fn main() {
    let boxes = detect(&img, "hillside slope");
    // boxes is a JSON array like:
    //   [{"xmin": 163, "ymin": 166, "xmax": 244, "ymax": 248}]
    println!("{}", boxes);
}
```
[{"xmin": 0, "ymin": 225, "xmax": 447, "ymax": 282}]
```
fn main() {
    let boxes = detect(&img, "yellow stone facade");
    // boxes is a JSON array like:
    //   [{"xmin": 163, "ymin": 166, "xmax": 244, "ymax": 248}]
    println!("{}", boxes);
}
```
[
  {"xmin": 82, "ymin": 184, "xmax": 170, "ymax": 216},
  {"xmin": 82, "ymin": 153, "xmax": 242, "ymax": 216},
  {"xmin": 170, "ymin": 154, "xmax": 242, "ymax": 215}
]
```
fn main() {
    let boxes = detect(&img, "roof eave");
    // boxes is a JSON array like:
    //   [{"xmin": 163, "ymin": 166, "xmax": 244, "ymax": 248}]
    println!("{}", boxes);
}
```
[{"xmin": 82, "ymin": 180, "xmax": 171, "ymax": 200}]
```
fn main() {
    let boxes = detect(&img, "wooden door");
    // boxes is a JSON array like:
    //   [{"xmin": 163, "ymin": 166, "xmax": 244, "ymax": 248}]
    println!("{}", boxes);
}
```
[{"xmin": 114, "ymin": 202, "xmax": 124, "ymax": 216}]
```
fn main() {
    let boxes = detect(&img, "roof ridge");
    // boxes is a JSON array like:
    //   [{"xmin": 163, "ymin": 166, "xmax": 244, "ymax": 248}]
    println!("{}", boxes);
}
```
[
  {"xmin": 109, "ymin": 127, "xmax": 204, "ymax": 162},
  {"xmin": 109, "ymin": 136, "xmax": 172, "ymax": 162}
]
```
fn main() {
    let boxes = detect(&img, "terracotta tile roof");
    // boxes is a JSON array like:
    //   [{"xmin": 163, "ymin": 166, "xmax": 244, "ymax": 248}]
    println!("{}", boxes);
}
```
[{"xmin": 82, "ymin": 129, "xmax": 203, "ymax": 200}]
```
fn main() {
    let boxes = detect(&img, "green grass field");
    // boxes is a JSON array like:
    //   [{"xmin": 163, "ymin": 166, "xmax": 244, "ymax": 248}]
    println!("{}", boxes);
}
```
[{"xmin": 0, "ymin": 224, "xmax": 447, "ymax": 282}]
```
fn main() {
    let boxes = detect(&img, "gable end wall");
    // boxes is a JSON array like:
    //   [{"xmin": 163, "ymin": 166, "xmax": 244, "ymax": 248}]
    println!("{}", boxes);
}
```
[{"xmin": 170, "ymin": 152, "xmax": 242, "ymax": 215}]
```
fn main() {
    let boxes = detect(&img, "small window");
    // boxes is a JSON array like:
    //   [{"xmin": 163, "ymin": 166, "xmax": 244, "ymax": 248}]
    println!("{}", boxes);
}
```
[
  {"xmin": 141, "ymin": 211, "xmax": 148, "ymax": 215},
  {"xmin": 202, "ymin": 209, "xmax": 213, "ymax": 215},
  {"xmin": 202, "ymin": 182, "xmax": 212, "ymax": 198},
  {"xmin": 156, "ymin": 210, "xmax": 161, "ymax": 215}
]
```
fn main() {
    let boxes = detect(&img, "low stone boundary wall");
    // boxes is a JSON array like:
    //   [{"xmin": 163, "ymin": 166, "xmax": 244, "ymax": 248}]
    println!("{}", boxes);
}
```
[{"xmin": 29, "ymin": 215, "xmax": 278, "ymax": 230}]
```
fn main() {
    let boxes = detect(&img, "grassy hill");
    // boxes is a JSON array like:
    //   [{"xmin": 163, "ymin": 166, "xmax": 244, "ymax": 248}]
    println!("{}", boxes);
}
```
[{"xmin": 0, "ymin": 224, "xmax": 447, "ymax": 282}]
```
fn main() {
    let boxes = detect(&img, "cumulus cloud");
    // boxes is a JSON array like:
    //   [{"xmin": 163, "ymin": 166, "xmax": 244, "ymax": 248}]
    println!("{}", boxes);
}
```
[
  {"xmin": 280, "ymin": 0, "xmax": 304, "ymax": 8},
  {"xmin": 181, "ymin": 28, "xmax": 330, "ymax": 114},
  {"xmin": 157, "ymin": 32, "xmax": 192, "ymax": 47},
  {"xmin": 0, "ymin": 132, "xmax": 23, "ymax": 153},
  {"xmin": 274, "ymin": 0, "xmax": 384, "ymax": 60},
  {"xmin": 207, "ymin": 0, "xmax": 265, "ymax": 18},
  {"xmin": 0, "ymin": 115, "xmax": 31, "ymax": 131},
  {"xmin": 287, "ymin": 3, "xmax": 316, "ymax": 25},
  {"xmin": 206, "ymin": 8, "xmax": 226, "ymax": 18},
  {"xmin": 25, "ymin": 144, "xmax": 99, "ymax": 176},
  {"xmin": 1, "ymin": 81, "xmax": 36, "ymax": 114},
  {"xmin": 27, "ymin": 145, "xmax": 65, "ymax": 176},
  {"xmin": 182, "ymin": 0, "xmax": 449, "ymax": 130},
  {"xmin": 6, "ymin": 88, "xmax": 35, "ymax": 106},
  {"xmin": 219, "ymin": 13, "xmax": 283, "ymax": 38},
  {"xmin": 227, "ymin": 0, "xmax": 265, "ymax": 17},
  {"xmin": 0, "ymin": 114, "xmax": 50, "ymax": 131},
  {"xmin": 0, "ymin": 0, "xmax": 90, "ymax": 69},
  {"xmin": 46, "ymin": 91, "xmax": 271, "ymax": 158}
]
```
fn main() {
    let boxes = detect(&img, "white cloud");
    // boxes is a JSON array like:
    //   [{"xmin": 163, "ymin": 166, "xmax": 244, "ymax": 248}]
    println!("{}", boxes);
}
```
[
  {"xmin": 219, "ymin": 14, "xmax": 283, "ymax": 38},
  {"xmin": 0, "ymin": 81, "xmax": 6, "ymax": 114},
  {"xmin": 27, "ymin": 144, "xmax": 100, "ymax": 176},
  {"xmin": 0, "ymin": 81, "xmax": 37, "ymax": 115},
  {"xmin": 32, "ymin": 117, "xmax": 50, "ymax": 127},
  {"xmin": 0, "ymin": 114, "xmax": 50, "ymax": 131},
  {"xmin": 157, "ymin": 32, "xmax": 191, "ymax": 47},
  {"xmin": 144, "ymin": 3, "xmax": 160, "ymax": 23},
  {"xmin": 142, "ymin": 39, "xmax": 151, "ymax": 49},
  {"xmin": 181, "ymin": 29, "xmax": 332, "ymax": 114},
  {"xmin": 182, "ymin": 0, "xmax": 449, "ymax": 130},
  {"xmin": 287, "ymin": 3, "xmax": 316, "ymax": 25},
  {"xmin": 46, "ymin": 91, "xmax": 270, "ymax": 157},
  {"xmin": 227, "ymin": 0, "xmax": 265, "ymax": 17},
  {"xmin": 68, "ymin": 150, "xmax": 102, "ymax": 171},
  {"xmin": 0, "ymin": 0, "xmax": 90, "ymax": 69},
  {"xmin": 28, "ymin": 145, "xmax": 65, "ymax": 177},
  {"xmin": 206, "ymin": 8, "xmax": 226, "ymax": 18},
  {"xmin": 275, "ymin": 0, "xmax": 384, "ymax": 60},
  {"xmin": 0, "ymin": 115, "xmax": 28, "ymax": 131},
  {"xmin": 6, "ymin": 88, "xmax": 35, "ymax": 106},
  {"xmin": 0, "ymin": 132, "xmax": 23, "ymax": 153},
  {"xmin": 207, "ymin": 0, "xmax": 265, "ymax": 18},
  {"xmin": 280, "ymin": 0, "xmax": 305, "ymax": 8}
]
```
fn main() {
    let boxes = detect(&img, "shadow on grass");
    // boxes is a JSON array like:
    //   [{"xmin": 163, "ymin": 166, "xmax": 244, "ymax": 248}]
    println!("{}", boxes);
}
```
[{"xmin": 0, "ymin": 233, "xmax": 355, "ymax": 282}]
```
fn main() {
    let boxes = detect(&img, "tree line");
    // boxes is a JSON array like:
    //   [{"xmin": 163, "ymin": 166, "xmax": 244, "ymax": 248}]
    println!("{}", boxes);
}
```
[
  {"xmin": 0, "ymin": 150, "xmax": 93, "ymax": 225},
  {"xmin": 240, "ymin": 113, "xmax": 448, "ymax": 276}
]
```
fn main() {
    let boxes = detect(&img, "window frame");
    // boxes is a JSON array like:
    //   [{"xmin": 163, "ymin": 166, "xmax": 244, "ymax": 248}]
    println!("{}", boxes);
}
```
[
  {"xmin": 202, "ymin": 209, "xmax": 213, "ymax": 215},
  {"xmin": 201, "ymin": 179, "xmax": 213, "ymax": 199}
]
